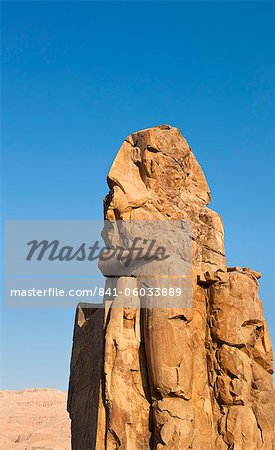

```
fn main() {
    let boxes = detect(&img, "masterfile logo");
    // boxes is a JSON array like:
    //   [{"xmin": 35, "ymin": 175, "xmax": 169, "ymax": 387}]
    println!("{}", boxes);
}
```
[{"xmin": 5, "ymin": 220, "xmax": 192, "ymax": 308}]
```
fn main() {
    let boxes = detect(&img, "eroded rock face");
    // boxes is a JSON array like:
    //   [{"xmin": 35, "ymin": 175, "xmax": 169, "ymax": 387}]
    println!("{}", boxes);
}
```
[{"xmin": 68, "ymin": 125, "xmax": 274, "ymax": 449}]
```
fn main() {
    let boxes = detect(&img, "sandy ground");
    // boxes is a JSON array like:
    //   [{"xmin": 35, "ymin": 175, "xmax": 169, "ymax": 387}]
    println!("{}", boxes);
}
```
[{"xmin": 0, "ymin": 388, "xmax": 71, "ymax": 450}]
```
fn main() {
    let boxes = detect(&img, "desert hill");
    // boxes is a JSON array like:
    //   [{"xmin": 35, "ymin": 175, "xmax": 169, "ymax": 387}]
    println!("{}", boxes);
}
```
[{"xmin": 0, "ymin": 388, "xmax": 70, "ymax": 450}]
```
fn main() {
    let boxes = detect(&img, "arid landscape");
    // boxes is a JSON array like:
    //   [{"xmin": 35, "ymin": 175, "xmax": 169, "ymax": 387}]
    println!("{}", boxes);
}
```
[
  {"xmin": 0, "ymin": 389, "xmax": 70, "ymax": 450},
  {"xmin": 2, "ymin": 1, "xmax": 273, "ymax": 449}
]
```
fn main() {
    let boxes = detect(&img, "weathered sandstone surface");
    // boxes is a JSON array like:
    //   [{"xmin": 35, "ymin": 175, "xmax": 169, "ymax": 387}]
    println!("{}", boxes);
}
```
[
  {"xmin": 0, "ymin": 388, "xmax": 70, "ymax": 450},
  {"xmin": 68, "ymin": 125, "xmax": 274, "ymax": 449}
]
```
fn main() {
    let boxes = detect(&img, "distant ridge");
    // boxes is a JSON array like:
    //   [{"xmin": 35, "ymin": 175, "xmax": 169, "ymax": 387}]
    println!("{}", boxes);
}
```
[{"xmin": 0, "ymin": 388, "xmax": 70, "ymax": 450}]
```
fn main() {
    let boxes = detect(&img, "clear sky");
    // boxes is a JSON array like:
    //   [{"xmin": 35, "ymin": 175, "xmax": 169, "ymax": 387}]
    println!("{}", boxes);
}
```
[{"xmin": 1, "ymin": 1, "xmax": 274, "ymax": 391}]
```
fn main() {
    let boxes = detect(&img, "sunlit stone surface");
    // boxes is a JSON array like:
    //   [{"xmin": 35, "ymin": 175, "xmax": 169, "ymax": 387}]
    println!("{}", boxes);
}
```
[{"xmin": 68, "ymin": 125, "xmax": 274, "ymax": 449}]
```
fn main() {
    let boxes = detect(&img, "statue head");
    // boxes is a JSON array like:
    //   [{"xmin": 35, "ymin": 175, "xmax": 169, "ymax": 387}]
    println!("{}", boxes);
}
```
[{"xmin": 104, "ymin": 125, "xmax": 211, "ymax": 221}]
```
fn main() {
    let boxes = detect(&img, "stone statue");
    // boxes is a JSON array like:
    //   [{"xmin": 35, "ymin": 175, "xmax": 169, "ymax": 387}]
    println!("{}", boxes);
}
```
[{"xmin": 68, "ymin": 125, "xmax": 274, "ymax": 449}]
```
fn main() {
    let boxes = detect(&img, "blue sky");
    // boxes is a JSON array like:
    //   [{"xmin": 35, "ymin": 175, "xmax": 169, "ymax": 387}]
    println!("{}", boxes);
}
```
[{"xmin": 1, "ymin": 1, "xmax": 274, "ymax": 391}]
